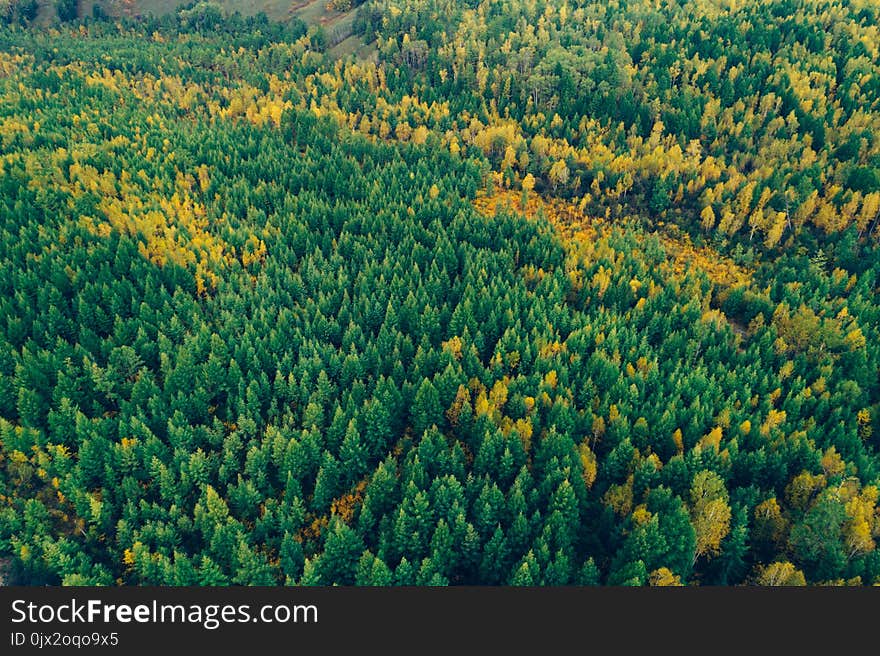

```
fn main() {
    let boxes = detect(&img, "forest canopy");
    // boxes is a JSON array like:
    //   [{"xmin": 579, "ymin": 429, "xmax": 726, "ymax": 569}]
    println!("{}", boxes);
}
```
[{"xmin": 0, "ymin": 0, "xmax": 878, "ymax": 586}]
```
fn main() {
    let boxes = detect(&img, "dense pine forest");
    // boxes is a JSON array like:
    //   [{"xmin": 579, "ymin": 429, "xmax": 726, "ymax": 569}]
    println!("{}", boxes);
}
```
[{"xmin": 1, "ymin": 0, "xmax": 879, "ymax": 586}]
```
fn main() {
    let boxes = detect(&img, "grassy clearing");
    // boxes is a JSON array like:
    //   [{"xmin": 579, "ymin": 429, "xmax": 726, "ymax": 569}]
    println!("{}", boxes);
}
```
[
  {"xmin": 66, "ymin": 1, "xmax": 370, "ymax": 58},
  {"xmin": 49, "ymin": 0, "xmax": 376, "ymax": 60},
  {"xmin": 76, "ymin": 0, "xmax": 348, "ymax": 24}
]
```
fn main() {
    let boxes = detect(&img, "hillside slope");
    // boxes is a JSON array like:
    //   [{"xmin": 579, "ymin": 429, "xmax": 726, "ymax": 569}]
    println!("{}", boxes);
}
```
[{"xmin": 0, "ymin": 1, "xmax": 878, "ymax": 587}]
